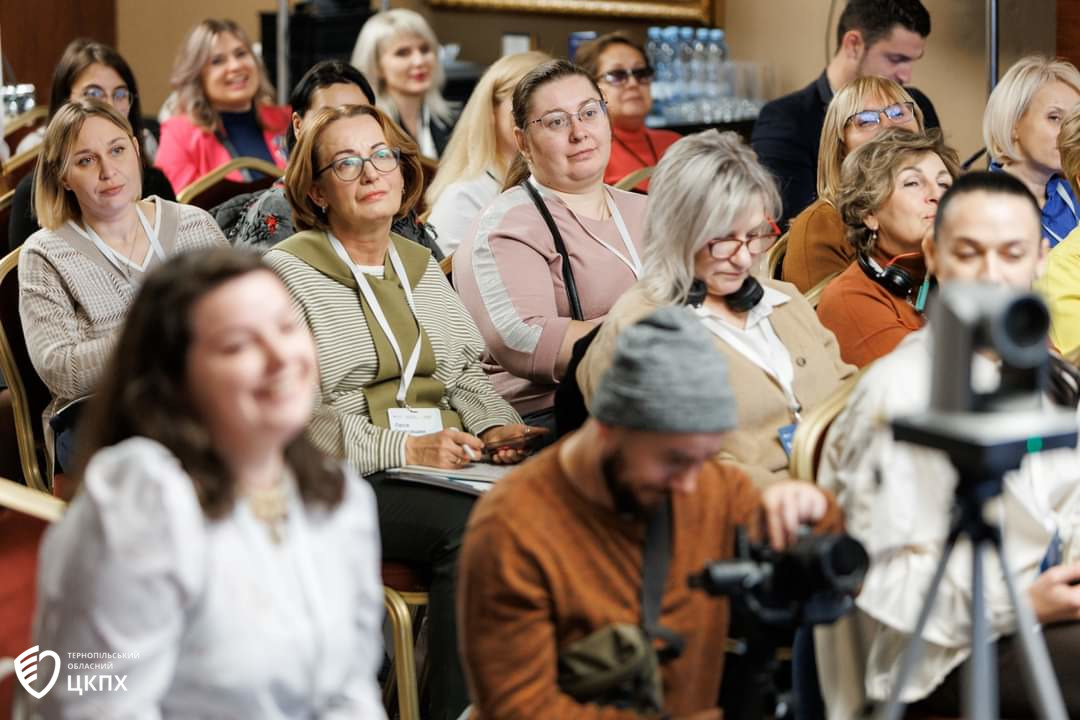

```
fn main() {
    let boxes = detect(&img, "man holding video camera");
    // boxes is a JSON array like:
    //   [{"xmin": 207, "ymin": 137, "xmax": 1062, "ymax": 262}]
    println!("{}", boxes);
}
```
[
  {"xmin": 817, "ymin": 171, "xmax": 1080, "ymax": 717},
  {"xmin": 456, "ymin": 307, "xmax": 842, "ymax": 719}
]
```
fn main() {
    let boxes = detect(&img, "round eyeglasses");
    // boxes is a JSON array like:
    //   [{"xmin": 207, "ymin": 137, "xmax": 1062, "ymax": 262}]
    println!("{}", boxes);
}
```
[
  {"xmin": 598, "ymin": 67, "xmax": 655, "ymax": 86},
  {"xmin": 526, "ymin": 99, "xmax": 608, "ymax": 133},
  {"xmin": 315, "ymin": 147, "xmax": 401, "ymax": 182},
  {"xmin": 705, "ymin": 219, "xmax": 782, "ymax": 260},
  {"xmin": 81, "ymin": 86, "xmax": 134, "ymax": 108},
  {"xmin": 845, "ymin": 102, "xmax": 916, "ymax": 131}
]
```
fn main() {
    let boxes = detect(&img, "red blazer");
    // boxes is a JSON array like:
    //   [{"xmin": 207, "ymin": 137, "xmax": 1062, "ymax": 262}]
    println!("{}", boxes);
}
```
[{"xmin": 155, "ymin": 104, "xmax": 291, "ymax": 194}]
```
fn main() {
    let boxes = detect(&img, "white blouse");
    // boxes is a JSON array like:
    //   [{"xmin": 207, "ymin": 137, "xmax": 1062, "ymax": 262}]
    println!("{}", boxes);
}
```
[
  {"xmin": 427, "ymin": 171, "xmax": 501, "ymax": 257},
  {"xmin": 33, "ymin": 437, "xmax": 387, "ymax": 719}
]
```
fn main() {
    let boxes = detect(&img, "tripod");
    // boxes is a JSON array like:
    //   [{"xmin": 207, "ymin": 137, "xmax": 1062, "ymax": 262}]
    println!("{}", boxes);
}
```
[{"xmin": 879, "ymin": 411, "xmax": 1074, "ymax": 720}]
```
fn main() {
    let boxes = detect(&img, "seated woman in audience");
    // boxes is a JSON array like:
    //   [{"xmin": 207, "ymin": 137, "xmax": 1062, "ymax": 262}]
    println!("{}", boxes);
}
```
[
  {"xmin": 220, "ymin": 59, "xmax": 439, "ymax": 256},
  {"xmin": 984, "ymin": 54, "xmax": 1080, "ymax": 247},
  {"xmin": 454, "ymin": 59, "xmax": 648, "ymax": 428},
  {"xmin": 9, "ymin": 38, "xmax": 175, "ymax": 251},
  {"xmin": 19, "ymin": 100, "xmax": 227, "ymax": 472},
  {"xmin": 351, "ymin": 8, "xmax": 454, "ymax": 159},
  {"xmin": 817, "ymin": 129, "xmax": 960, "ymax": 368},
  {"xmin": 265, "ymin": 104, "xmax": 529, "ymax": 720},
  {"xmin": 782, "ymin": 76, "xmax": 923, "ymax": 292},
  {"xmin": 574, "ymin": 31, "xmax": 681, "ymax": 191},
  {"xmin": 577, "ymin": 130, "xmax": 854, "ymax": 487},
  {"xmin": 425, "ymin": 50, "xmax": 549, "ymax": 256},
  {"xmin": 35, "ymin": 248, "xmax": 386, "ymax": 717},
  {"xmin": 1042, "ymin": 105, "xmax": 1080, "ymax": 356},
  {"xmin": 156, "ymin": 18, "xmax": 289, "ymax": 193}
]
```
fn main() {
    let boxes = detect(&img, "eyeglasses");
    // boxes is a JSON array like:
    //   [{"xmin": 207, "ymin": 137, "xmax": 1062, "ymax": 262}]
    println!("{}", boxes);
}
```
[
  {"xmin": 845, "ymin": 102, "xmax": 916, "ymax": 130},
  {"xmin": 526, "ymin": 99, "xmax": 608, "ymax": 133},
  {"xmin": 706, "ymin": 219, "xmax": 782, "ymax": 260},
  {"xmin": 598, "ymin": 67, "xmax": 655, "ymax": 86},
  {"xmin": 315, "ymin": 147, "xmax": 400, "ymax": 182},
  {"xmin": 81, "ymin": 87, "xmax": 134, "ymax": 108}
]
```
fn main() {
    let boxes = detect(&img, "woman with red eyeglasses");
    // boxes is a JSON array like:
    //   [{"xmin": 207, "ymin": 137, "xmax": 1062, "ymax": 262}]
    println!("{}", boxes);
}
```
[
  {"xmin": 575, "ymin": 32, "xmax": 681, "ymax": 191},
  {"xmin": 577, "ymin": 130, "xmax": 855, "ymax": 487},
  {"xmin": 817, "ymin": 128, "xmax": 961, "ymax": 367}
]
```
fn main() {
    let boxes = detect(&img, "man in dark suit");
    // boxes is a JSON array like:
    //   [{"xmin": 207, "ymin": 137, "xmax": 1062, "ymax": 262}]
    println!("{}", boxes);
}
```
[{"xmin": 752, "ymin": 0, "xmax": 940, "ymax": 226}]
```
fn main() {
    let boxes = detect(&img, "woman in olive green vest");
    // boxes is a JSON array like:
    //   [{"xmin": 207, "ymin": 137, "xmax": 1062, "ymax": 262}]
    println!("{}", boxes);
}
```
[{"xmin": 266, "ymin": 104, "xmax": 532, "ymax": 720}]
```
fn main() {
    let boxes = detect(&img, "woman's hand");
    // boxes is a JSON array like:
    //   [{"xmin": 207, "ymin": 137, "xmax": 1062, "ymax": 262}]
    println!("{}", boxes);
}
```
[
  {"xmin": 759, "ymin": 481, "xmax": 829, "ymax": 551},
  {"xmin": 479, "ymin": 424, "xmax": 548, "ymax": 465},
  {"xmin": 404, "ymin": 429, "xmax": 483, "ymax": 469},
  {"xmin": 1027, "ymin": 563, "xmax": 1080, "ymax": 625}
]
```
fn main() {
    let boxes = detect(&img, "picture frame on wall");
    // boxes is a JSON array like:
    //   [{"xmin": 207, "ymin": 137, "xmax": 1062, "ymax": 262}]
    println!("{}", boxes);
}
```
[{"xmin": 428, "ymin": 0, "xmax": 711, "ymax": 24}]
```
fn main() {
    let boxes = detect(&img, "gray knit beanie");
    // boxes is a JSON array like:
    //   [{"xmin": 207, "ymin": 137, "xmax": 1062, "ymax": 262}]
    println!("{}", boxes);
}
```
[{"xmin": 592, "ymin": 306, "xmax": 737, "ymax": 433}]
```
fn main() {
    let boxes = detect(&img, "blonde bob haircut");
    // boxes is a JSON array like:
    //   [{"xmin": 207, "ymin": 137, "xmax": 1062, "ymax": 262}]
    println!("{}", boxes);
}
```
[
  {"xmin": 170, "ymin": 19, "xmax": 276, "ymax": 131},
  {"xmin": 425, "ymin": 50, "xmax": 549, "ymax": 210},
  {"xmin": 285, "ymin": 104, "xmax": 424, "ymax": 232},
  {"xmin": 350, "ymin": 9, "xmax": 451, "ymax": 124},
  {"xmin": 837, "ymin": 128, "xmax": 961, "ymax": 256},
  {"xmin": 34, "ymin": 99, "xmax": 139, "ymax": 230},
  {"xmin": 640, "ymin": 130, "xmax": 781, "ymax": 306},
  {"xmin": 1059, "ymin": 105, "xmax": 1080, "ymax": 200},
  {"xmin": 817, "ymin": 76, "xmax": 924, "ymax": 203},
  {"xmin": 983, "ymin": 55, "xmax": 1080, "ymax": 165}
]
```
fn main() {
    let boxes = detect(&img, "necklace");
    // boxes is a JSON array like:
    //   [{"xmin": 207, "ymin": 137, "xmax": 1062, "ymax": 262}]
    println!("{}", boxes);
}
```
[
  {"xmin": 248, "ymin": 476, "xmax": 290, "ymax": 544},
  {"xmin": 612, "ymin": 130, "xmax": 659, "ymax": 169}
]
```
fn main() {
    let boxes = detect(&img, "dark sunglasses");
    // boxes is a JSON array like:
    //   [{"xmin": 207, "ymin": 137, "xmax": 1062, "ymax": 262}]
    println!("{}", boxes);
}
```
[{"xmin": 598, "ymin": 67, "xmax": 655, "ymax": 86}]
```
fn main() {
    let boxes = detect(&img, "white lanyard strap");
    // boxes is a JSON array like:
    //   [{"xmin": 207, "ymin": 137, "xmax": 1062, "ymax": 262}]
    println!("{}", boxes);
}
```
[
  {"xmin": 530, "ymin": 178, "xmax": 642, "ymax": 278},
  {"xmin": 697, "ymin": 309, "xmax": 802, "ymax": 420},
  {"xmin": 68, "ymin": 202, "xmax": 165, "ymax": 276},
  {"xmin": 328, "ymin": 234, "xmax": 421, "ymax": 407}
]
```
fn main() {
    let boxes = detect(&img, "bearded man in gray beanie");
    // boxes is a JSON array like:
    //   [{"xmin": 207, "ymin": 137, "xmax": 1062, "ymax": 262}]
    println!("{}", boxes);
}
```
[{"xmin": 457, "ymin": 307, "xmax": 842, "ymax": 720}]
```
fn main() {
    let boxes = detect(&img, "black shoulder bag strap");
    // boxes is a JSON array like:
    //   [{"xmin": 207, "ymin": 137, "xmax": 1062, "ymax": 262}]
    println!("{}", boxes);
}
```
[
  {"xmin": 520, "ymin": 180, "xmax": 584, "ymax": 321},
  {"xmin": 642, "ymin": 498, "xmax": 684, "ymax": 662}
]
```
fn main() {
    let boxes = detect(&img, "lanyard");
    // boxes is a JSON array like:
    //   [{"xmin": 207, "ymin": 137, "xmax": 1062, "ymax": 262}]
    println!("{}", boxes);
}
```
[
  {"xmin": 68, "ymin": 203, "xmax": 165, "ymax": 276},
  {"xmin": 1044, "ymin": 181, "xmax": 1078, "ymax": 246},
  {"xmin": 529, "ymin": 177, "xmax": 642, "ymax": 278},
  {"xmin": 696, "ymin": 307, "xmax": 802, "ymax": 420},
  {"xmin": 328, "ymin": 234, "xmax": 421, "ymax": 407}
]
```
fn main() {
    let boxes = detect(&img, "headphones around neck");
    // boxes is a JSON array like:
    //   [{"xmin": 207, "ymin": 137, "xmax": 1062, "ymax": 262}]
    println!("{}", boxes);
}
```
[
  {"xmin": 685, "ymin": 277, "xmax": 765, "ymax": 312},
  {"xmin": 857, "ymin": 252, "xmax": 917, "ymax": 299}
]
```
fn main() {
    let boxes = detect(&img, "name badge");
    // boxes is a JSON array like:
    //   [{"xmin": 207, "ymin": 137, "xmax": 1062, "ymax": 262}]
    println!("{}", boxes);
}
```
[
  {"xmin": 778, "ymin": 423, "xmax": 798, "ymax": 459},
  {"xmin": 388, "ymin": 407, "xmax": 443, "ymax": 436}
]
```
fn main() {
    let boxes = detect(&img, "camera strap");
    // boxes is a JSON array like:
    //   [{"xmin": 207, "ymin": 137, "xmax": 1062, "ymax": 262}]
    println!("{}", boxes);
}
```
[{"xmin": 642, "ymin": 498, "xmax": 684, "ymax": 662}]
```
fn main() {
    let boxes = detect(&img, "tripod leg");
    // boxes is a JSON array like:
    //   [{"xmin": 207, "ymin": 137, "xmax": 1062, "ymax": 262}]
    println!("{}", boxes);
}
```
[
  {"xmin": 880, "ymin": 524, "xmax": 963, "ymax": 720},
  {"xmin": 992, "ymin": 534, "xmax": 1069, "ymax": 720},
  {"xmin": 966, "ymin": 537, "xmax": 998, "ymax": 720}
]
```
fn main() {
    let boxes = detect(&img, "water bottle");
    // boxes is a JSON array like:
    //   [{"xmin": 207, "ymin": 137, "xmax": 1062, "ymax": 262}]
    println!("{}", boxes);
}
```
[
  {"xmin": 646, "ymin": 27, "xmax": 665, "ymax": 115},
  {"xmin": 691, "ymin": 28, "xmax": 709, "ymax": 103},
  {"xmin": 676, "ymin": 26, "xmax": 695, "ymax": 104},
  {"xmin": 708, "ymin": 28, "xmax": 731, "ymax": 98},
  {"xmin": 659, "ymin": 27, "xmax": 679, "ymax": 109}
]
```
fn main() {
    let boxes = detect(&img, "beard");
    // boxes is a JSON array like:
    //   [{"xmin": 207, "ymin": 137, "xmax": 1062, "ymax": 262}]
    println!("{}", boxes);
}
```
[{"xmin": 601, "ymin": 448, "xmax": 663, "ymax": 521}]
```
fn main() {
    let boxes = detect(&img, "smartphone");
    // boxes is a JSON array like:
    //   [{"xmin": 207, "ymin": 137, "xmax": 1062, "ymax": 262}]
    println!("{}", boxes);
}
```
[{"xmin": 479, "ymin": 428, "xmax": 551, "ymax": 460}]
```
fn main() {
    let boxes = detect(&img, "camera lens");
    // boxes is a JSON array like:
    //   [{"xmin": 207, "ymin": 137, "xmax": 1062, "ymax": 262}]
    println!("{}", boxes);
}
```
[{"xmin": 1002, "ymin": 296, "xmax": 1049, "ymax": 348}]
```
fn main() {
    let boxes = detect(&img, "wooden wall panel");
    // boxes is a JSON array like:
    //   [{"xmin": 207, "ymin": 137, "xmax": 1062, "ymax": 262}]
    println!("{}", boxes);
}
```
[{"xmin": 1059, "ymin": 0, "xmax": 1080, "ymax": 68}]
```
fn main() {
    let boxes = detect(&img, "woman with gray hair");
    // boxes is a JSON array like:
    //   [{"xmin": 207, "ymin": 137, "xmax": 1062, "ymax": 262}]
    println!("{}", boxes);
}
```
[{"xmin": 576, "ymin": 130, "xmax": 855, "ymax": 487}]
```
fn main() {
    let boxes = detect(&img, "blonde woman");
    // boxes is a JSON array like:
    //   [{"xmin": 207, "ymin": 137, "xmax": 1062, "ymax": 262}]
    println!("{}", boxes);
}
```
[
  {"xmin": 1040, "ymin": 106, "xmax": 1080, "ymax": 355},
  {"xmin": 782, "ymin": 76, "xmax": 924, "ymax": 292},
  {"xmin": 19, "ymin": 100, "xmax": 226, "ymax": 471},
  {"xmin": 351, "ymin": 8, "xmax": 454, "ymax": 158},
  {"xmin": 984, "ymin": 54, "xmax": 1080, "ymax": 247},
  {"xmin": 155, "ymin": 18, "xmax": 290, "ymax": 192},
  {"xmin": 425, "ymin": 51, "xmax": 549, "ymax": 256}
]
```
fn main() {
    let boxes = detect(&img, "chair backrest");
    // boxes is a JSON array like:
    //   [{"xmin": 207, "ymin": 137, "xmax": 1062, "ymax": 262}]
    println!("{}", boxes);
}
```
[
  {"xmin": 0, "ymin": 477, "xmax": 64, "ymax": 716},
  {"xmin": 2, "ymin": 108, "xmax": 48, "ymax": 151},
  {"xmin": 766, "ymin": 234, "xmax": 788, "ymax": 280},
  {"xmin": 0, "ymin": 248, "xmax": 52, "ymax": 491},
  {"xmin": 0, "ymin": 147, "xmax": 40, "ymax": 197},
  {"xmin": 788, "ymin": 367, "xmax": 866, "ymax": 484},
  {"xmin": 177, "ymin": 157, "xmax": 284, "ymax": 209},
  {"xmin": 439, "ymin": 254, "xmax": 453, "ymax": 283},
  {"xmin": 803, "ymin": 271, "xmax": 839, "ymax": 309},
  {"xmin": 613, "ymin": 165, "xmax": 655, "ymax": 191},
  {"xmin": 0, "ymin": 190, "xmax": 13, "ymax": 251}
]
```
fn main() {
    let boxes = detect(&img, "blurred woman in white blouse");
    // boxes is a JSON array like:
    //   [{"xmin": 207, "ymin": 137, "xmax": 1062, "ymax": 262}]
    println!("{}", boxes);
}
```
[{"xmin": 33, "ymin": 248, "xmax": 386, "ymax": 719}]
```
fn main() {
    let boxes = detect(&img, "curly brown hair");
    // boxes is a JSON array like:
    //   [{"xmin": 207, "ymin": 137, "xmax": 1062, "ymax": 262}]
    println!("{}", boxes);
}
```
[
  {"xmin": 837, "ymin": 128, "xmax": 961, "ymax": 256},
  {"xmin": 70, "ymin": 247, "xmax": 344, "ymax": 517}
]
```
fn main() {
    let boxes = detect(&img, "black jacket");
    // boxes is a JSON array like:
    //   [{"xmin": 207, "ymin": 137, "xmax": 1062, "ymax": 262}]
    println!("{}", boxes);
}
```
[
  {"xmin": 751, "ymin": 70, "xmax": 940, "ymax": 227},
  {"xmin": 395, "ymin": 109, "xmax": 455, "ymax": 159}
]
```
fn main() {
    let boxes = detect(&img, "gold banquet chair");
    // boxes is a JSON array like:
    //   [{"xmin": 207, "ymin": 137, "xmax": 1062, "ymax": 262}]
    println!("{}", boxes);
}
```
[
  {"xmin": 381, "ymin": 563, "xmax": 430, "ymax": 720},
  {"xmin": 788, "ymin": 368, "xmax": 866, "ymax": 484},
  {"xmin": 613, "ymin": 165, "xmax": 655, "ymax": 192},
  {"xmin": 176, "ymin": 157, "xmax": 284, "ymax": 210}
]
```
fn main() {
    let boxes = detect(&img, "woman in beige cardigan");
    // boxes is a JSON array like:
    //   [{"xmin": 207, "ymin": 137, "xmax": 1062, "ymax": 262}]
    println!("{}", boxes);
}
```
[{"xmin": 578, "ymin": 130, "xmax": 855, "ymax": 487}]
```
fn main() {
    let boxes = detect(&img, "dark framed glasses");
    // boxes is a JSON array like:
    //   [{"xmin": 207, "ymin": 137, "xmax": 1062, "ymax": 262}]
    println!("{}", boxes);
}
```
[
  {"xmin": 845, "ymin": 102, "xmax": 916, "ymax": 130},
  {"xmin": 315, "ymin": 147, "xmax": 400, "ymax": 182},
  {"xmin": 81, "ymin": 86, "xmax": 134, "ymax": 107},
  {"xmin": 706, "ymin": 218, "xmax": 782, "ymax": 260},
  {"xmin": 598, "ymin": 66, "xmax": 655, "ymax": 86}
]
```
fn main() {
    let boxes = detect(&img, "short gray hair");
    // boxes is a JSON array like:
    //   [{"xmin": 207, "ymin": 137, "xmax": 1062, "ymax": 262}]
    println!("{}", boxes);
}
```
[{"xmin": 640, "ymin": 130, "xmax": 781, "ymax": 305}]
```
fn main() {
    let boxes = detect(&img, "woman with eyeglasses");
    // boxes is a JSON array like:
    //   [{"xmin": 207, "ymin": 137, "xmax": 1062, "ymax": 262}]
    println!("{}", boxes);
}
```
[
  {"xmin": 156, "ymin": 19, "xmax": 289, "ymax": 194},
  {"xmin": 9, "ymin": 39, "xmax": 175, "ymax": 251},
  {"xmin": 576, "ymin": 130, "xmax": 854, "ymax": 486},
  {"xmin": 265, "ymin": 103, "xmax": 532, "ymax": 720},
  {"xmin": 817, "ymin": 129, "xmax": 960, "ymax": 368},
  {"xmin": 454, "ymin": 59, "xmax": 648, "ymax": 430},
  {"xmin": 575, "ymin": 32, "xmax": 681, "ymax": 192},
  {"xmin": 782, "ymin": 76, "xmax": 924, "ymax": 293}
]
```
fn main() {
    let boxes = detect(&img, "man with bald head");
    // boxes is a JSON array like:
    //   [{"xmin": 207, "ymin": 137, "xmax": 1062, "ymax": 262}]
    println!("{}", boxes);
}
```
[{"xmin": 815, "ymin": 171, "xmax": 1080, "ymax": 718}]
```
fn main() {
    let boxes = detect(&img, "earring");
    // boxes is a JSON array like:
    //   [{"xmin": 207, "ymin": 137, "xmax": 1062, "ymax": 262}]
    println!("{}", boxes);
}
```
[{"xmin": 869, "ymin": 229, "xmax": 878, "ymax": 246}]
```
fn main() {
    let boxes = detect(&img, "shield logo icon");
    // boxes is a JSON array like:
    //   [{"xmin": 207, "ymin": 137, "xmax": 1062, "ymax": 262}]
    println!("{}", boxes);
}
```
[{"xmin": 14, "ymin": 645, "xmax": 61, "ymax": 700}]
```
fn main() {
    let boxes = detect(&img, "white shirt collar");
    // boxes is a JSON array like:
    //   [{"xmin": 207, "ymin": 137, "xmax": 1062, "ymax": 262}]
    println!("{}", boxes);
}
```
[{"xmin": 699, "ymin": 283, "xmax": 790, "ymax": 330}]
